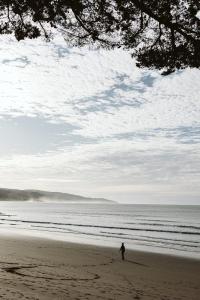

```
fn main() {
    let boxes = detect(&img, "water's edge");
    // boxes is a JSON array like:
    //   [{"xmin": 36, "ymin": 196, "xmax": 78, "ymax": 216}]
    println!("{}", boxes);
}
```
[{"xmin": 0, "ymin": 202, "xmax": 200, "ymax": 259}]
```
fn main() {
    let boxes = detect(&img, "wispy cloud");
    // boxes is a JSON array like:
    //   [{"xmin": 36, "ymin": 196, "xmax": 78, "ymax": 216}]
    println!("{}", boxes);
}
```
[{"xmin": 0, "ymin": 33, "xmax": 199, "ymax": 203}]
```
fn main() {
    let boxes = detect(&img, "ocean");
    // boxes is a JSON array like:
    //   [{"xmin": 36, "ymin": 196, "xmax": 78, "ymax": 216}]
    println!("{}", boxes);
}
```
[{"xmin": 0, "ymin": 202, "xmax": 200, "ymax": 259}]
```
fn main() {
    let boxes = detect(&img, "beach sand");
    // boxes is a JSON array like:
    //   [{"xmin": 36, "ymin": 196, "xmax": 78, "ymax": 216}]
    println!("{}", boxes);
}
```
[{"xmin": 0, "ymin": 235, "xmax": 199, "ymax": 300}]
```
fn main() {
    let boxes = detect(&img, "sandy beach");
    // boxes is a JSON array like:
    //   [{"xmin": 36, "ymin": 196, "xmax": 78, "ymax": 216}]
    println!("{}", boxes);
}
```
[{"xmin": 0, "ymin": 235, "xmax": 199, "ymax": 300}]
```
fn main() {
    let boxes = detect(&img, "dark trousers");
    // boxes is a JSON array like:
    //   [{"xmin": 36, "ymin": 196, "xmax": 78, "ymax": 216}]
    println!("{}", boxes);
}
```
[{"xmin": 121, "ymin": 251, "xmax": 125, "ymax": 260}]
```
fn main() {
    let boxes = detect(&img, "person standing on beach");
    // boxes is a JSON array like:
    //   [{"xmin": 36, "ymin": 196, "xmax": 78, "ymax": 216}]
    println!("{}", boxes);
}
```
[{"xmin": 119, "ymin": 242, "xmax": 125, "ymax": 260}]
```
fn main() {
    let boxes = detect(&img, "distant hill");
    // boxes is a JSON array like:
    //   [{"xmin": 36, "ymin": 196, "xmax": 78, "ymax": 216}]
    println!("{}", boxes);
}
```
[{"xmin": 0, "ymin": 188, "xmax": 115, "ymax": 203}]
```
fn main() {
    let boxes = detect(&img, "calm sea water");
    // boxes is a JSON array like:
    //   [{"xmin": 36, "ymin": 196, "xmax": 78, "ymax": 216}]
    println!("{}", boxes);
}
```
[{"xmin": 0, "ymin": 202, "xmax": 200, "ymax": 258}]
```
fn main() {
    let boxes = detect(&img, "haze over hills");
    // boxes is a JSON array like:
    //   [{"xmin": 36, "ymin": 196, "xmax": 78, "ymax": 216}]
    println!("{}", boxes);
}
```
[{"xmin": 0, "ymin": 188, "xmax": 115, "ymax": 203}]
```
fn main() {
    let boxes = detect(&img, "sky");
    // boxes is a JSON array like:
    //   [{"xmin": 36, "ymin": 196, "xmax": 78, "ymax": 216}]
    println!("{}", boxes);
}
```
[{"xmin": 0, "ymin": 33, "xmax": 200, "ymax": 204}]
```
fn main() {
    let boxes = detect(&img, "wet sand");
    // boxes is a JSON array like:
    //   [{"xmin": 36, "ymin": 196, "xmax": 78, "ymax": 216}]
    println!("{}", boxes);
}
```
[{"xmin": 0, "ymin": 234, "xmax": 199, "ymax": 299}]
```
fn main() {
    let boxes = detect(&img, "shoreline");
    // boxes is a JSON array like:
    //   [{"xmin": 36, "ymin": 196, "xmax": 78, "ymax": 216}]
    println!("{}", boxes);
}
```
[
  {"xmin": 1, "ymin": 228, "xmax": 200, "ymax": 261},
  {"xmin": 1, "ymin": 202, "xmax": 200, "ymax": 261},
  {"xmin": 0, "ymin": 234, "xmax": 199, "ymax": 299}
]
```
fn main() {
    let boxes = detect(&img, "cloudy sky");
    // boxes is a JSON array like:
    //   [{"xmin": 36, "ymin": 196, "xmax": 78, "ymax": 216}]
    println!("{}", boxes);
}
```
[{"xmin": 0, "ymin": 33, "xmax": 199, "ymax": 204}]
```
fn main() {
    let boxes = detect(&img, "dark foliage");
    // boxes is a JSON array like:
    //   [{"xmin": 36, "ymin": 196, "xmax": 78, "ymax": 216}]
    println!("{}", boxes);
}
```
[{"xmin": 0, "ymin": 0, "xmax": 199, "ymax": 74}]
